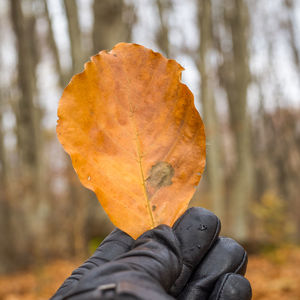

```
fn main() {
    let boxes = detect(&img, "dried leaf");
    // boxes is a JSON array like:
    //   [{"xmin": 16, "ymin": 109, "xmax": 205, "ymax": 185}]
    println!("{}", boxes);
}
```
[{"xmin": 57, "ymin": 43, "xmax": 206, "ymax": 239}]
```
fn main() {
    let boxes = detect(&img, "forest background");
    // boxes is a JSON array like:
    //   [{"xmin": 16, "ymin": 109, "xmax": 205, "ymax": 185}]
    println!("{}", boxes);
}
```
[{"xmin": 0, "ymin": 0, "xmax": 300, "ymax": 299}]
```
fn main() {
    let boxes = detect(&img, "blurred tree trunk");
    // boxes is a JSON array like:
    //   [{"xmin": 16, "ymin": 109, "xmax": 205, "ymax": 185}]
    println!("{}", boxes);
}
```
[
  {"xmin": 285, "ymin": 0, "xmax": 300, "ymax": 241},
  {"xmin": 218, "ymin": 0, "xmax": 254, "ymax": 241},
  {"xmin": 44, "ymin": 0, "xmax": 74, "ymax": 255},
  {"xmin": 63, "ymin": 0, "xmax": 90, "ymax": 256},
  {"xmin": 92, "ymin": 0, "xmax": 135, "ymax": 53},
  {"xmin": 285, "ymin": 0, "xmax": 300, "ymax": 72},
  {"xmin": 10, "ymin": 0, "xmax": 38, "ymax": 187},
  {"xmin": 0, "ymin": 98, "xmax": 13, "ymax": 273},
  {"xmin": 197, "ymin": 0, "xmax": 225, "ymax": 221},
  {"xmin": 44, "ymin": 0, "xmax": 68, "ymax": 87},
  {"xmin": 155, "ymin": 0, "xmax": 172, "ymax": 57},
  {"xmin": 63, "ymin": 0, "xmax": 85, "ymax": 74},
  {"xmin": 10, "ymin": 0, "xmax": 44, "ymax": 264}
]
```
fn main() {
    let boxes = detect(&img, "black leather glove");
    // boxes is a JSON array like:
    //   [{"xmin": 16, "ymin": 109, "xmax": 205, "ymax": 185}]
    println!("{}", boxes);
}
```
[{"xmin": 50, "ymin": 207, "xmax": 252, "ymax": 300}]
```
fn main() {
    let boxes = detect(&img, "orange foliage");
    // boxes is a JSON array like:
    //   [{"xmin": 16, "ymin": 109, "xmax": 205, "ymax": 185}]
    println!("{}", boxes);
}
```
[{"xmin": 57, "ymin": 43, "xmax": 206, "ymax": 238}]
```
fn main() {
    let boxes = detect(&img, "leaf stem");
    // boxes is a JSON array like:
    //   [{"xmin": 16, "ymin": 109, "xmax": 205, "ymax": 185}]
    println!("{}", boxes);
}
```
[{"xmin": 130, "ymin": 103, "xmax": 155, "ymax": 229}]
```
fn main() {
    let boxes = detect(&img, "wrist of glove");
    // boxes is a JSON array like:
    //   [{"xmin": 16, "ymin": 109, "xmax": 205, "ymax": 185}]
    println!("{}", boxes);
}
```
[{"xmin": 51, "ymin": 207, "xmax": 252, "ymax": 300}]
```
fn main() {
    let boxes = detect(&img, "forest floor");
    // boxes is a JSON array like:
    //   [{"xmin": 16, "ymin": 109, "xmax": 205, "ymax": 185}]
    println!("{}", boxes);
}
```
[{"xmin": 0, "ymin": 246, "xmax": 299, "ymax": 300}]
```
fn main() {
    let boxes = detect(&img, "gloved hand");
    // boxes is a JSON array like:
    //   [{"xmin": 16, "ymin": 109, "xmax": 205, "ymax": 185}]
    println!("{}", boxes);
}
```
[{"xmin": 50, "ymin": 207, "xmax": 252, "ymax": 300}]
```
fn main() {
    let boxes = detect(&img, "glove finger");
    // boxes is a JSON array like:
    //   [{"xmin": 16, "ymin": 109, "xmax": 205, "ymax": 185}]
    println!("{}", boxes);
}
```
[
  {"xmin": 84, "ymin": 228, "xmax": 134, "ymax": 267},
  {"xmin": 209, "ymin": 273, "xmax": 252, "ymax": 300},
  {"xmin": 178, "ymin": 237, "xmax": 248, "ymax": 300},
  {"xmin": 50, "ymin": 228, "xmax": 134, "ymax": 299},
  {"xmin": 63, "ymin": 225, "xmax": 181, "ymax": 298},
  {"xmin": 170, "ymin": 207, "xmax": 221, "ymax": 296}
]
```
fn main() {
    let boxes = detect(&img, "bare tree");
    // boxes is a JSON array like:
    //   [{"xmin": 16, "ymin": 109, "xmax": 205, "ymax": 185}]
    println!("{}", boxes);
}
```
[
  {"xmin": 10, "ymin": 0, "xmax": 44, "ymax": 263},
  {"xmin": 44, "ymin": 0, "xmax": 68, "ymax": 87},
  {"xmin": 63, "ymin": 0, "xmax": 86, "ymax": 74},
  {"xmin": 197, "ymin": 0, "xmax": 225, "ymax": 221},
  {"xmin": 217, "ymin": 0, "xmax": 254, "ymax": 241},
  {"xmin": 285, "ymin": 0, "xmax": 300, "ymax": 72},
  {"xmin": 62, "ymin": 0, "xmax": 93, "ymax": 256},
  {"xmin": 11, "ymin": 0, "xmax": 39, "ymax": 185},
  {"xmin": 92, "ymin": 0, "xmax": 135, "ymax": 53},
  {"xmin": 284, "ymin": 0, "xmax": 300, "ymax": 241},
  {"xmin": 155, "ymin": 0, "xmax": 172, "ymax": 57},
  {"xmin": 0, "ymin": 93, "xmax": 14, "ymax": 273}
]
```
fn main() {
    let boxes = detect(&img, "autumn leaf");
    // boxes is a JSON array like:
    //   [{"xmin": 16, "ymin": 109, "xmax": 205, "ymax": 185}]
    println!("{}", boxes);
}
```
[{"xmin": 57, "ymin": 43, "xmax": 206, "ymax": 239}]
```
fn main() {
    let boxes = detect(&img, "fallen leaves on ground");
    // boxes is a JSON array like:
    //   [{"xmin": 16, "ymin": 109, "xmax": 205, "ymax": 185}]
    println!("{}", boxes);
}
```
[
  {"xmin": 0, "ymin": 246, "xmax": 299, "ymax": 299},
  {"xmin": 246, "ymin": 246, "xmax": 300, "ymax": 300}
]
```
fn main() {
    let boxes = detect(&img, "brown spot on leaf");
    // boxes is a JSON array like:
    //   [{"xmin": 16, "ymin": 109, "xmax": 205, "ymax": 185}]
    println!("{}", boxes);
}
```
[{"xmin": 146, "ymin": 161, "xmax": 174, "ymax": 189}]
